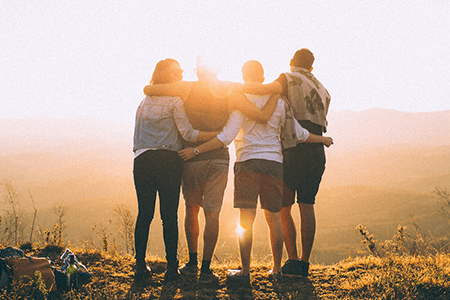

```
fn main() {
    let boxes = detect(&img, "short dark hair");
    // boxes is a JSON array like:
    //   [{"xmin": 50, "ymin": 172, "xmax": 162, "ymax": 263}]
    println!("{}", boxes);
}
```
[
  {"xmin": 292, "ymin": 48, "xmax": 315, "ymax": 69},
  {"xmin": 242, "ymin": 60, "xmax": 264, "ymax": 83}
]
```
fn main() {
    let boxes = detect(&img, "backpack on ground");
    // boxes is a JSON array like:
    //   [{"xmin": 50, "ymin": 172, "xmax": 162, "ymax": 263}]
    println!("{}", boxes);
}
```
[{"xmin": 6, "ymin": 256, "xmax": 57, "ymax": 292}]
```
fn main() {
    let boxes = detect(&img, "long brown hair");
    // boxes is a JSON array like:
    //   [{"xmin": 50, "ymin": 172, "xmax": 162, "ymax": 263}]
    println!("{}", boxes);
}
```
[{"xmin": 150, "ymin": 58, "xmax": 180, "ymax": 84}]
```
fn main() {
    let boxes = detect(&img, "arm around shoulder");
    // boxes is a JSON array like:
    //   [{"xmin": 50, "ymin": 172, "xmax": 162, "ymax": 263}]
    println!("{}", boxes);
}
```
[
  {"xmin": 229, "ymin": 92, "xmax": 280, "ymax": 123},
  {"xmin": 239, "ymin": 80, "xmax": 283, "ymax": 95},
  {"xmin": 143, "ymin": 81, "xmax": 192, "ymax": 100}
]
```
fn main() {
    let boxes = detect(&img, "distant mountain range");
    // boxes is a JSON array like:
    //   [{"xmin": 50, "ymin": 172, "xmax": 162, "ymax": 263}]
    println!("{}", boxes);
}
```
[
  {"xmin": 2, "ymin": 108, "xmax": 449, "ymax": 154},
  {"xmin": 327, "ymin": 108, "xmax": 450, "ymax": 151},
  {"xmin": 1, "ymin": 109, "xmax": 449, "ymax": 264}
]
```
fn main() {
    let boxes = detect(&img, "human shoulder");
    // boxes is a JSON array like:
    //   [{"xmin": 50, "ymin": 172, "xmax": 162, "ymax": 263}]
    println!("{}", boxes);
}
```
[{"xmin": 148, "ymin": 96, "xmax": 184, "ymax": 110}]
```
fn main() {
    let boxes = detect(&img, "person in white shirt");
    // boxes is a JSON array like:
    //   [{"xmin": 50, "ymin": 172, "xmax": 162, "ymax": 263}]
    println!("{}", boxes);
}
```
[
  {"xmin": 234, "ymin": 49, "xmax": 331, "ymax": 277},
  {"xmin": 178, "ymin": 60, "xmax": 333, "ymax": 282}
]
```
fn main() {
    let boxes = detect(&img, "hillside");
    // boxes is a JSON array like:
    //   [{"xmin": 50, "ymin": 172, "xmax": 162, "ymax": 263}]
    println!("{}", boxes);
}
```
[
  {"xmin": 2, "ymin": 247, "xmax": 450, "ymax": 299},
  {"xmin": 1, "ymin": 109, "xmax": 450, "ymax": 264}
]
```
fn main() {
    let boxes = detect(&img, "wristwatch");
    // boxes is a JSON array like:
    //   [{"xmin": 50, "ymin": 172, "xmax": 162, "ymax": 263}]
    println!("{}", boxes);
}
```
[{"xmin": 193, "ymin": 147, "xmax": 200, "ymax": 156}]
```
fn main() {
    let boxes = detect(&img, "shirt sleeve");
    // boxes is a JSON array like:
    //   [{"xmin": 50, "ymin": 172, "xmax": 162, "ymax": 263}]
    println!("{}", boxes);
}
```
[
  {"xmin": 172, "ymin": 98, "xmax": 200, "ymax": 142},
  {"xmin": 216, "ymin": 110, "xmax": 245, "ymax": 146},
  {"xmin": 295, "ymin": 119, "xmax": 310, "ymax": 143}
]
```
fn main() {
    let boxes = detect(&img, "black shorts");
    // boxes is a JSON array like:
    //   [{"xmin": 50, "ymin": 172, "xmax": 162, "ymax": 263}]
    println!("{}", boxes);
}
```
[
  {"xmin": 283, "ymin": 143, "xmax": 325, "ymax": 206},
  {"xmin": 234, "ymin": 159, "xmax": 283, "ymax": 212}
]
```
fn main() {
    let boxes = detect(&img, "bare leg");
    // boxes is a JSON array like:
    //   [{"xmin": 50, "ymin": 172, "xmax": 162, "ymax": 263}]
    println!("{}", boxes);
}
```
[
  {"xmin": 299, "ymin": 203, "xmax": 316, "ymax": 262},
  {"xmin": 238, "ymin": 208, "xmax": 256, "ymax": 275},
  {"xmin": 280, "ymin": 206, "xmax": 299, "ymax": 261},
  {"xmin": 264, "ymin": 210, "xmax": 283, "ymax": 274},
  {"xmin": 184, "ymin": 204, "xmax": 200, "ymax": 254},
  {"xmin": 202, "ymin": 211, "xmax": 220, "ymax": 261}
]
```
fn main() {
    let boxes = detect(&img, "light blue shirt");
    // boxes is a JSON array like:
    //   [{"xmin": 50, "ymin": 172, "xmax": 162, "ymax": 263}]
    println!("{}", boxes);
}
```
[{"xmin": 133, "ymin": 96, "xmax": 199, "ymax": 157}]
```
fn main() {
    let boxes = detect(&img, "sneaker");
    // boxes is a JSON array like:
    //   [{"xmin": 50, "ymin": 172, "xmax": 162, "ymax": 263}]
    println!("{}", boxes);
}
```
[
  {"xmin": 226, "ymin": 269, "xmax": 250, "ymax": 285},
  {"xmin": 135, "ymin": 262, "xmax": 152, "ymax": 279},
  {"xmin": 268, "ymin": 269, "xmax": 282, "ymax": 281},
  {"xmin": 199, "ymin": 270, "xmax": 219, "ymax": 284},
  {"xmin": 179, "ymin": 264, "xmax": 198, "ymax": 276},
  {"xmin": 281, "ymin": 259, "xmax": 310, "ymax": 277},
  {"xmin": 164, "ymin": 268, "xmax": 181, "ymax": 281}
]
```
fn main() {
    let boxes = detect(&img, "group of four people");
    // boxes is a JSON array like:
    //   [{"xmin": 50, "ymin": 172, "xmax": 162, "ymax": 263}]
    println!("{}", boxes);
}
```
[{"xmin": 132, "ymin": 48, "xmax": 333, "ymax": 283}]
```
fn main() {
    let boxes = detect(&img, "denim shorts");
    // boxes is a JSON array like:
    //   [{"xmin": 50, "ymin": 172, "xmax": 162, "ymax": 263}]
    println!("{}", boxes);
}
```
[
  {"xmin": 182, "ymin": 159, "xmax": 229, "ymax": 213},
  {"xmin": 234, "ymin": 159, "xmax": 283, "ymax": 212}
]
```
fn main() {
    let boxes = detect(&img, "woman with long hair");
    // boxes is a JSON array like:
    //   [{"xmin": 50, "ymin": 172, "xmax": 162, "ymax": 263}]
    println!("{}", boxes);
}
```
[{"xmin": 133, "ymin": 58, "xmax": 218, "ymax": 281}]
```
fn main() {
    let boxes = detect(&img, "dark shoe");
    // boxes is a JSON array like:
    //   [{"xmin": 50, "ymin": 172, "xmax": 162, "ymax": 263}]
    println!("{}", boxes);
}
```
[
  {"xmin": 164, "ymin": 268, "xmax": 181, "ymax": 281},
  {"xmin": 281, "ymin": 259, "xmax": 310, "ymax": 277},
  {"xmin": 226, "ymin": 269, "xmax": 250, "ymax": 285},
  {"xmin": 199, "ymin": 269, "xmax": 219, "ymax": 284},
  {"xmin": 135, "ymin": 263, "xmax": 152, "ymax": 279},
  {"xmin": 268, "ymin": 269, "xmax": 282, "ymax": 281},
  {"xmin": 179, "ymin": 264, "xmax": 198, "ymax": 276}
]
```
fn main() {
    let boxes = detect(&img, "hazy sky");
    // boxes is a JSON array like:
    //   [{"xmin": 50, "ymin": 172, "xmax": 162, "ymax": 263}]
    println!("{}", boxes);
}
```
[{"xmin": 1, "ymin": 1, "xmax": 449, "ymax": 124}]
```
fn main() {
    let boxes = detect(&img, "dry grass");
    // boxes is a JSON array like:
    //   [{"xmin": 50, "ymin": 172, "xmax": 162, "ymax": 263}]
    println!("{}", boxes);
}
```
[{"xmin": 2, "ymin": 246, "xmax": 450, "ymax": 299}]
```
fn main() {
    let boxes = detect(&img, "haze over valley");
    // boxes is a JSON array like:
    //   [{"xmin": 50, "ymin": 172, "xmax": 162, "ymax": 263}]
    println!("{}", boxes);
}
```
[{"xmin": 1, "ymin": 108, "xmax": 450, "ymax": 264}]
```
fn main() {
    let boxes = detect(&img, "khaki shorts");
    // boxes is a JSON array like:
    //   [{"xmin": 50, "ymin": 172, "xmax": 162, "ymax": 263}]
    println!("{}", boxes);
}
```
[{"xmin": 182, "ymin": 159, "xmax": 229, "ymax": 213}]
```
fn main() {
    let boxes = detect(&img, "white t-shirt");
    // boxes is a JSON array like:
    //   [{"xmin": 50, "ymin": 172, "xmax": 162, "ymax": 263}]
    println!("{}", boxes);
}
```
[{"xmin": 216, "ymin": 94, "xmax": 309, "ymax": 164}]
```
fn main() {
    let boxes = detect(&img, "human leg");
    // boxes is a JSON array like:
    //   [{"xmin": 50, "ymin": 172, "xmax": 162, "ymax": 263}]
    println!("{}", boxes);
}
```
[
  {"xmin": 298, "ymin": 203, "xmax": 316, "ymax": 262},
  {"xmin": 295, "ymin": 154, "xmax": 323, "ymax": 263},
  {"xmin": 198, "ymin": 210, "xmax": 221, "ymax": 283},
  {"xmin": 280, "ymin": 204, "xmax": 315, "ymax": 278},
  {"xmin": 133, "ymin": 190, "xmax": 157, "ymax": 265},
  {"xmin": 280, "ymin": 205, "xmax": 300, "ymax": 261},
  {"xmin": 229, "ymin": 160, "xmax": 261, "ymax": 277},
  {"xmin": 256, "ymin": 161, "xmax": 284, "ymax": 275},
  {"xmin": 202, "ymin": 211, "xmax": 219, "ymax": 262},
  {"xmin": 181, "ymin": 160, "xmax": 206, "ymax": 272},
  {"xmin": 264, "ymin": 210, "xmax": 283, "ymax": 274},
  {"xmin": 184, "ymin": 204, "xmax": 201, "ymax": 261},
  {"xmin": 281, "ymin": 147, "xmax": 302, "ymax": 262},
  {"xmin": 238, "ymin": 208, "xmax": 256, "ymax": 275},
  {"xmin": 158, "ymin": 165, "xmax": 182, "ymax": 268},
  {"xmin": 282, "ymin": 145, "xmax": 324, "ymax": 277},
  {"xmin": 198, "ymin": 159, "xmax": 228, "ymax": 274},
  {"xmin": 133, "ymin": 152, "xmax": 160, "ymax": 277},
  {"xmin": 179, "ymin": 203, "xmax": 201, "ymax": 276},
  {"xmin": 152, "ymin": 151, "xmax": 183, "ymax": 281}
]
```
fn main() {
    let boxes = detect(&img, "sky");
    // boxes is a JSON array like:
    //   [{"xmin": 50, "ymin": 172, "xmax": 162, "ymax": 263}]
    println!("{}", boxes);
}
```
[{"xmin": 1, "ymin": 0, "xmax": 449, "ymax": 124}]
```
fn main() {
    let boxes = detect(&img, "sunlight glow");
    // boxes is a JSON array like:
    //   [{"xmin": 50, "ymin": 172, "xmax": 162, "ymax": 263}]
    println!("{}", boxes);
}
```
[{"xmin": 236, "ymin": 223, "xmax": 245, "ymax": 239}]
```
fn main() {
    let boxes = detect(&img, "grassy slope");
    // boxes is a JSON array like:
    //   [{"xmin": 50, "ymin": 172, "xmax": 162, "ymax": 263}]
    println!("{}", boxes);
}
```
[{"xmin": 2, "ymin": 247, "xmax": 450, "ymax": 299}]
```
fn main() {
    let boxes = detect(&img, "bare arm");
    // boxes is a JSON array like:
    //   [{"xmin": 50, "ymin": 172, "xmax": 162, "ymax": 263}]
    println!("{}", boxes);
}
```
[
  {"xmin": 143, "ymin": 81, "xmax": 192, "ymax": 101},
  {"xmin": 229, "ymin": 92, "xmax": 280, "ymax": 124},
  {"xmin": 292, "ymin": 109, "xmax": 333, "ymax": 147},
  {"xmin": 305, "ymin": 134, "xmax": 334, "ymax": 147},
  {"xmin": 178, "ymin": 137, "xmax": 225, "ymax": 161},
  {"xmin": 237, "ymin": 80, "xmax": 283, "ymax": 95},
  {"xmin": 197, "ymin": 131, "xmax": 220, "ymax": 142},
  {"xmin": 178, "ymin": 111, "xmax": 244, "ymax": 161}
]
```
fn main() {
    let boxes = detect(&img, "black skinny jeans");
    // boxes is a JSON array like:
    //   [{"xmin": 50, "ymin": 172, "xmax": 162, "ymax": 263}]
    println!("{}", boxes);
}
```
[{"xmin": 133, "ymin": 150, "xmax": 182, "ymax": 266}]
